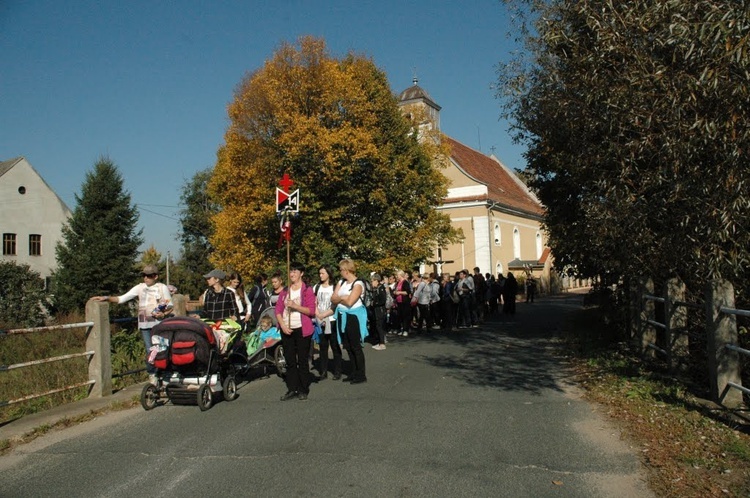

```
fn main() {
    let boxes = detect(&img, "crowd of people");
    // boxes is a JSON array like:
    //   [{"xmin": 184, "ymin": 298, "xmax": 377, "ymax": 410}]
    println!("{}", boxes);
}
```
[{"xmin": 94, "ymin": 260, "xmax": 538, "ymax": 400}]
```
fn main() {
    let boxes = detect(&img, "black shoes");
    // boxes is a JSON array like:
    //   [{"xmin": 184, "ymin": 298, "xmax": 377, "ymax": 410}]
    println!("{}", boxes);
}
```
[
  {"xmin": 280, "ymin": 391, "xmax": 298, "ymax": 401},
  {"xmin": 332, "ymin": 373, "xmax": 342, "ymax": 381},
  {"xmin": 319, "ymin": 372, "xmax": 328, "ymax": 381},
  {"xmin": 350, "ymin": 377, "xmax": 367, "ymax": 384},
  {"xmin": 298, "ymin": 392, "xmax": 308, "ymax": 401}
]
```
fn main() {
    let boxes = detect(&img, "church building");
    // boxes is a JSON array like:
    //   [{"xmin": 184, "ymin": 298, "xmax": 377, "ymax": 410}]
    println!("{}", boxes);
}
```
[{"xmin": 398, "ymin": 81, "xmax": 551, "ymax": 289}]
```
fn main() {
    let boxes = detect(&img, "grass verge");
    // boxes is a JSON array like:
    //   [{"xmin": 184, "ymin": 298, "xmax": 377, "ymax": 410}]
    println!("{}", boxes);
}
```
[{"xmin": 562, "ymin": 306, "xmax": 750, "ymax": 497}]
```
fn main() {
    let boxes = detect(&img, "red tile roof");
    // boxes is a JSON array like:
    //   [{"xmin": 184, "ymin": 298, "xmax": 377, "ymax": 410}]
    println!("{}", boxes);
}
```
[{"xmin": 444, "ymin": 136, "xmax": 543, "ymax": 217}]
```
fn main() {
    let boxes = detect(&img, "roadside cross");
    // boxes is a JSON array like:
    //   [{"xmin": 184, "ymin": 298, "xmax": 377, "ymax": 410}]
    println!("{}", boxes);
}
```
[{"xmin": 279, "ymin": 173, "xmax": 294, "ymax": 193}]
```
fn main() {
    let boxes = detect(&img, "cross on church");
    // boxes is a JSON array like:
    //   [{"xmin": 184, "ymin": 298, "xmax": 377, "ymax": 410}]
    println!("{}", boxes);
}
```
[{"xmin": 279, "ymin": 173, "xmax": 294, "ymax": 193}]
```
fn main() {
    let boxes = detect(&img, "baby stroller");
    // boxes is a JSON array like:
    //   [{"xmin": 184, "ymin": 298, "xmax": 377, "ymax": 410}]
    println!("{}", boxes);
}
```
[
  {"xmin": 140, "ymin": 316, "xmax": 239, "ymax": 411},
  {"xmin": 228, "ymin": 307, "xmax": 286, "ymax": 379}
]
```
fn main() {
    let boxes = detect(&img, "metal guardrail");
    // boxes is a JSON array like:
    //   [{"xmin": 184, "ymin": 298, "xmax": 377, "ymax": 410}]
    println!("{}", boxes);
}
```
[
  {"xmin": 720, "ymin": 306, "xmax": 750, "ymax": 319},
  {"xmin": 0, "ymin": 321, "xmax": 94, "ymax": 407}
]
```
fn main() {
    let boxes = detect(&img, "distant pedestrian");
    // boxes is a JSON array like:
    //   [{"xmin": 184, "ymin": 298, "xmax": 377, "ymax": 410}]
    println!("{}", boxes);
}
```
[
  {"xmin": 393, "ymin": 270, "xmax": 412, "ymax": 337},
  {"xmin": 502, "ymin": 272, "xmax": 518, "ymax": 315},
  {"xmin": 370, "ymin": 273, "xmax": 388, "ymax": 350},
  {"xmin": 525, "ymin": 276, "xmax": 537, "ymax": 303}
]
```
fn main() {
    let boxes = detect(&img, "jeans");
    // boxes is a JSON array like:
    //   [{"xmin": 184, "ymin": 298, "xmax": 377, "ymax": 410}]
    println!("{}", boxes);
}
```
[{"xmin": 318, "ymin": 320, "xmax": 342, "ymax": 376}]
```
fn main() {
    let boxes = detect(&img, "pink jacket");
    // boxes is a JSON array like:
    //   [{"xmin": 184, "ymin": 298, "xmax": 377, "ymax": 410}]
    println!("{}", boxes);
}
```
[{"xmin": 275, "ymin": 283, "xmax": 316, "ymax": 337}]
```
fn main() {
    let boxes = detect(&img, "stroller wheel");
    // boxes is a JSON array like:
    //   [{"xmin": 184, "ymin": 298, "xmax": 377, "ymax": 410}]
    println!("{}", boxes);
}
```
[
  {"xmin": 223, "ymin": 376, "xmax": 238, "ymax": 402},
  {"xmin": 140, "ymin": 384, "xmax": 159, "ymax": 411},
  {"xmin": 197, "ymin": 384, "xmax": 213, "ymax": 411}
]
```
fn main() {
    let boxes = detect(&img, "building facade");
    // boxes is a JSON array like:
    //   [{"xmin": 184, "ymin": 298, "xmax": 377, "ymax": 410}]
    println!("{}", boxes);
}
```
[
  {"xmin": 398, "ymin": 83, "xmax": 551, "ymax": 288},
  {"xmin": 0, "ymin": 157, "xmax": 71, "ymax": 282}
]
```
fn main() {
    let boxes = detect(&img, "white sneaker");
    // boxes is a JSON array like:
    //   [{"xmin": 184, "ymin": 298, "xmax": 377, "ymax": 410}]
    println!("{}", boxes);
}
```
[
  {"xmin": 402, "ymin": 331, "xmax": 408, "ymax": 337},
  {"xmin": 373, "ymin": 344, "xmax": 386, "ymax": 350},
  {"xmin": 148, "ymin": 374, "xmax": 158, "ymax": 385}
]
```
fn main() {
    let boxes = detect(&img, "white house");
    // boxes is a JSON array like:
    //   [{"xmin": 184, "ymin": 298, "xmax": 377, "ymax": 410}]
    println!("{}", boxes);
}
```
[
  {"xmin": 398, "ymin": 82, "xmax": 552, "ymax": 287},
  {"xmin": 0, "ymin": 157, "xmax": 71, "ymax": 282}
]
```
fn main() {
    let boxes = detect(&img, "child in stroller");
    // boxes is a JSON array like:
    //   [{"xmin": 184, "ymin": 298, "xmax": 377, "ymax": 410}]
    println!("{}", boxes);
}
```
[{"xmin": 229, "ymin": 307, "xmax": 286, "ymax": 378}]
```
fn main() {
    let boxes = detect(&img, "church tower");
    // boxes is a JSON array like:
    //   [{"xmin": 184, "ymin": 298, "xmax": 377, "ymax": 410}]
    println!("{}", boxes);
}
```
[{"xmin": 398, "ymin": 78, "xmax": 441, "ymax": 132}]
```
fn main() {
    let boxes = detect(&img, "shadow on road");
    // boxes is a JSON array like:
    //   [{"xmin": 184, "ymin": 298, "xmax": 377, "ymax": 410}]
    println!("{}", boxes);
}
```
[{"xmin": 407, "ymin": 294, "xmax": 585, "ymax": 396}]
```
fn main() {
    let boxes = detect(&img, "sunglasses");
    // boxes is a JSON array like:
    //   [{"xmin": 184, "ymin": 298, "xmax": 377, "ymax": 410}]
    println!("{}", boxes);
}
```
[{"xmin": 142, "ymin": 273, "xmax": 158, "ymax": 278}]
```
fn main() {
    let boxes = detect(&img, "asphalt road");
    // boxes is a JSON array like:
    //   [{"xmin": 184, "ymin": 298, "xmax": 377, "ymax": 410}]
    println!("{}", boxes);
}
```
[{"xmin": 0, "ymin": 292, "xmax": 653, "ymax": 497}]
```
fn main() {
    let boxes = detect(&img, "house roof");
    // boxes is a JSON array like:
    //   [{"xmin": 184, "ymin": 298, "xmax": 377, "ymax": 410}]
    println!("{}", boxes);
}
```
[
  {"xmin": 0, "ymin": 156, "xmax": 72, "ymax": 214},
  {"xmin": 444, "ymin": 136, "xmax": 543, "ymax": 218},
  {"xmin": 0, "ymin": 157, "xmax": 23, "ymax": 178}
]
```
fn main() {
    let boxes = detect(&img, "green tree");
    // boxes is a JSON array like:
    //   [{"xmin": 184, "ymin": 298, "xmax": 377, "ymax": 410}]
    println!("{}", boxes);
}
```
[
  {"xmin": 210, "ymin": 36, "xmax": 459, "ymax": 276},
  {"xmin": 0, "ymin": 262, "xmax": 49, "ymax": 328},
  {"xmin": 498, "ymin": 0, "xmax": 750, "ymax": 295},
  {"xmin": 176, "ymin": 168, "xmax": 217, "ymax": 298},
  {"xmin": 53, "ymin": 157, "xmax": 143, "ymax": 313}
]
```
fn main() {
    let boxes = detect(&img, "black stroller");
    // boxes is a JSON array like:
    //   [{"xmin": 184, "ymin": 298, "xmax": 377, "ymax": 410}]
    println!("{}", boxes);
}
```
[{"xmin": 140, "ymin": 316, "xmax": 238, "ymax": 411}]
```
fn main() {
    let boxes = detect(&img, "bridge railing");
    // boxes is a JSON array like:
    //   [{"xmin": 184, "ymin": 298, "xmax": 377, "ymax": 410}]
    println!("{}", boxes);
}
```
[
  {"xmin": 631, "ymin": 278, "xmax": 748, "ymax": 408},
  {"xmin": 0, "ymin": 295, "xmax": 188, "ymax": 407}
]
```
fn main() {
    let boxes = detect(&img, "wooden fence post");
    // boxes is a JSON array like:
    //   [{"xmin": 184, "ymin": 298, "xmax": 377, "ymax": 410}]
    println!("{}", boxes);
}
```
[
  {"xmin": 629, "ymin": 278, "xmax": 640, "ymax": 341},
  {"xmin": 85, "ymin": 299, "xmax": 112, "ymax": 398},
  {"xmin": 706, "ymin": 279, "xmax": 743, "ymax": 408},
  {"xmin": 638, "ymin": 277, "xmax": 656, "ymax": 357},
  {"xmin": 172, "ymin": 294, "xmax": 187, "ymax": 316},
  {"xmin": 665, "ymin": 277, "xmax": 688, "ymax": 371}
]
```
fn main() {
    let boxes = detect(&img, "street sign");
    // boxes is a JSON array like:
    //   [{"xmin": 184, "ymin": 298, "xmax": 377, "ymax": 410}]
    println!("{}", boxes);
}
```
[{"xmin": 276, "ymin": 188, "xmax": 299, "ymax": 213}]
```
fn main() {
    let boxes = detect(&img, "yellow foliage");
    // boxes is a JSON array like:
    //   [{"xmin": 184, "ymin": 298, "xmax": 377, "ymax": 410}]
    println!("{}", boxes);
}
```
[{"xmin": 209, "ymin": 36, "xmax": 460, "ymax": 276}]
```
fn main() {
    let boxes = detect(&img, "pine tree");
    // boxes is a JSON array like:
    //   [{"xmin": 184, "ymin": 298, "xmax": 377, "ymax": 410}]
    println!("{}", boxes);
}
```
[
  {"xmin": 53, "ymin": 157, "xmax": 143, "ymax": 313},
  {"xmin": 210, "ymin": 36, "xmax": 459, "ymax": 275},
  {"xmin": 176, "ymin": 168, "xmax": 217, "ymax": 299}
]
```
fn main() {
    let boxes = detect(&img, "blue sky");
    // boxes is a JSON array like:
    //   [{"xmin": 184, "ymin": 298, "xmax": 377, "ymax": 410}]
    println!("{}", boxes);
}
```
[{"xmin": 0, "ymin": 0, "xmax": 525, "ymax": 258}]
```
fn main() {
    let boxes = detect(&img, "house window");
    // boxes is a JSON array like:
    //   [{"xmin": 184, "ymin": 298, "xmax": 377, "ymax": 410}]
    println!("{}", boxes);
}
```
[
  {"xmin": 3, "ymin": 233, "xmax": 17, "ymax": 255},
  {"xmin": 495, "ymin": 262, "xmax": 504, "ymax": 277},
  {"xmin": 513, "ymin": 227, "xmax": 521, "ymax": 259},
  {"xmin": 29, "ymin": 234, "xmax": 42, "ymax": 256},
  {"xmin": 536, "ymin": 232, "xmax": 543, "ymax": 259},
  {"xmin": 494, "ymin": 223, "xmax": 501, "ymax": 245}
]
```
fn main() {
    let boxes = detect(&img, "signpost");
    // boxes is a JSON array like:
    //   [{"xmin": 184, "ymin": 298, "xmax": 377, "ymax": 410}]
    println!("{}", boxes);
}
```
[{"xmin": 276, "ymin": 173, "xmax": 299, "ymax": 329}]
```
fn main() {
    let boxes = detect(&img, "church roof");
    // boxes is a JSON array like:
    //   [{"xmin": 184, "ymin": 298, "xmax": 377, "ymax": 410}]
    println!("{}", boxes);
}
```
[
  {"xmin": 398, "ymin": 84, "xmax": 441, "ymax": 111},
  {"xmin": 444, "ymin": 136, "xmax": 543, "ymax": 218}
]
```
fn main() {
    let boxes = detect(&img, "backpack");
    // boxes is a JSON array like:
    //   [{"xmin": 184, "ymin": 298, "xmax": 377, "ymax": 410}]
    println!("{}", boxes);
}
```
[
  {"xmin": 372, "ymin": 284, "xmax": 387, "ymax": 308},
  {"xmin": 385, "ymin": 286, "xmax": 394, "ymax": 309},
  {"xmin": 361, "ymin": 279, "xmax": 374, "ymax": 309},
  {"xmin": 449, "ymin": 282, "xmax": 460, "ymax": 303}
]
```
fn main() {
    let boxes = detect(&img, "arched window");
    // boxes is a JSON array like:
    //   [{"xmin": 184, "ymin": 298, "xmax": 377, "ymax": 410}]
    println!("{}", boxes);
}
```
[
  {"xmin": 495, "ymin": 262, "xmax": 503, "ymax": 277},
  {"xmin": 536, "ymin": 232, "xmax": 543, "ymax": 259},
  {"xmin": 513, "ymin": 227, "xmax": 521, "ymax": 259},
  {"xmin": 494, "ymin": 223, "xmax": 501, "ymax": 245}
]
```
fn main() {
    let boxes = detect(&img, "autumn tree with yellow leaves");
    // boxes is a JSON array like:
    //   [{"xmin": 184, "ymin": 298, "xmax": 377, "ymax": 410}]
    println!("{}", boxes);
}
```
[{"xmin": 210, "ymin": 36, "xmax": 459, "ymax": 276}]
